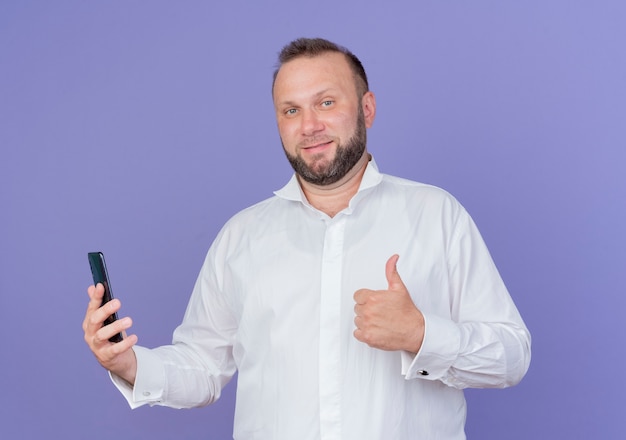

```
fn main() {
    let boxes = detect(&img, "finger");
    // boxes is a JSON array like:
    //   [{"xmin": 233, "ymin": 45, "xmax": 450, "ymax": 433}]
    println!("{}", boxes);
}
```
[
  {"xmin": 105, "ymin": 334, "xmax": 137, "ymax": 358},
  {"xmin": 84, "ymin": 283, "xmax": 109, "ymax": 325},
  {"xmin": 353, "ymin": 328, "xmax": 364, "ymax": 343},
  {"xmin": 354, "ymin": 303, "xmax": 361, "ymax": 315},
  {"xmin": 353, "ymin": 327, "xmax": 377, "ymax": 348},
  {"xmin": 111, "ymin": 333, "xmax": 138, "ymax": 354},
  {"xmin": 353, "ymin": 288, "xmax": 373, "ymax": 304},
  {"xmin": 94, "ymin": 316, "xmax": 132, "ymax": 345},
  {"xmin": 385, "ymin": 254, "xmax": 407, "ymax": 292},
  {"xmin": 84, "ymin": 296, "xmax": 122, "ymax": 336},
  {"xmin": 83, "ymin": 284, "xmax": 105, "ymax": 332},
  {"xmin": 86, "ymin": 283, "xmax": 105, "ymax": 310},
  {"xmin": 95, "ymin": 333, "xmax": 138, "ymax": 366}
]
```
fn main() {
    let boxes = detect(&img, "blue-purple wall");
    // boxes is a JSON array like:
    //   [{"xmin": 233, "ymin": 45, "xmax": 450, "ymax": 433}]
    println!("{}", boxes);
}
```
[{"xmin": 2, "ymin": 1, "xmax": 624, "ymax": 438}]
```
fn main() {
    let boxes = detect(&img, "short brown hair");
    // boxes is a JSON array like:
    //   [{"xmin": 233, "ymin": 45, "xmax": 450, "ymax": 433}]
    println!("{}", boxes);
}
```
[{"xmin": 272, "ymin": 38, "xmax": 369, "ymax": 97}]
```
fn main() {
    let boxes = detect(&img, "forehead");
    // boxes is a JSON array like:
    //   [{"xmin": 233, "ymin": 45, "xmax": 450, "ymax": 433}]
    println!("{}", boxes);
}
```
[{"xmin": 273, "ymin": 52, "xmax": 356, "ymax": 103}]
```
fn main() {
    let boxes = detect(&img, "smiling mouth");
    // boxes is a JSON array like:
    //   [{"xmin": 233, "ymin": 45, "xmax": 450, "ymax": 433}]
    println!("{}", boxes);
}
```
[{"xmin": 302, "ymin": 140, "xmax": 333, "ymax": 152}]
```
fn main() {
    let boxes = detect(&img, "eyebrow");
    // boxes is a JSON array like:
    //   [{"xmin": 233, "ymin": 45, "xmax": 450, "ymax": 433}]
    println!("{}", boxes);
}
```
[{"xmin": 276, "ymin": 88, "xmax": 336, "ymax": 108}]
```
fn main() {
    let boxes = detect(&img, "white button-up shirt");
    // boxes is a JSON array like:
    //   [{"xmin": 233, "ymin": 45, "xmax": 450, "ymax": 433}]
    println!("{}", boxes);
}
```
[{"xmin": 113, "ymin": 159, "xmax": 531, "ymax": 439}]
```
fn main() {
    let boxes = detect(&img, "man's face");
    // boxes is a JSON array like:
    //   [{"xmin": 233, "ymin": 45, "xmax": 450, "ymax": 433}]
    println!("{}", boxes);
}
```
[{"xmin": 273, "ymin": 52, "xmax": 374, "ymax": 186}]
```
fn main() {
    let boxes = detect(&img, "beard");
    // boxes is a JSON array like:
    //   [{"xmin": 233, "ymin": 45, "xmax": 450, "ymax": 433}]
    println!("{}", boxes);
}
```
[{"xmin": 282, "ymin": 106, "xmax": 367, "ymax": 186}]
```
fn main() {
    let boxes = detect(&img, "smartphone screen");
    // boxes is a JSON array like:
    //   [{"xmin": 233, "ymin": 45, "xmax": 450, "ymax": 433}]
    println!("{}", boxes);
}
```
[{"xmin": 88, "ymin": 252, "xmax": 123, "ymax": 343}]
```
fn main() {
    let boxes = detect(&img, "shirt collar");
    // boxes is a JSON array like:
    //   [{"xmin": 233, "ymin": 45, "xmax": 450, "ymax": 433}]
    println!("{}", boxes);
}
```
[{"xmin": 273, "ymin": 156, "xmax": 384, "ymax": 203}]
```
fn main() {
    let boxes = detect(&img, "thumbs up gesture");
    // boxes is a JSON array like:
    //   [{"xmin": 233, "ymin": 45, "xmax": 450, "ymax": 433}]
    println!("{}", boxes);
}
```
[{"xmin": 353, "ymin": 255, "xmax": 425, "ymax": 353}]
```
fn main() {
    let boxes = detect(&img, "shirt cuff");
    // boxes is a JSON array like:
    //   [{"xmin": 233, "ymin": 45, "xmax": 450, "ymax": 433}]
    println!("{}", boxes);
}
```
[
  {"xmin": 109, "ymin": 345, "xmax": 166, "ymax": 409},
  {"xmin": 401, "ymin": 313, "xmax": 461, "ymax": 381}
]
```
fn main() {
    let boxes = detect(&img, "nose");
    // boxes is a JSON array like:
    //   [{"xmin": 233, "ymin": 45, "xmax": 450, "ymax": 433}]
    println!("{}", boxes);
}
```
[{"xmin": 300, "ymin": 109, "xmax": 324, "ymax": 136}]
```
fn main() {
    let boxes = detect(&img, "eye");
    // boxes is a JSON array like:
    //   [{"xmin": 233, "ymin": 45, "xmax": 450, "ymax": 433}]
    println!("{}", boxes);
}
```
[
  {"xmin": 321, "ymin": 100, "xmax": 334, "ymax": 107},
  {"xmin": 285, "ymin": 108, "xmax": 298, "ymax": 116}
]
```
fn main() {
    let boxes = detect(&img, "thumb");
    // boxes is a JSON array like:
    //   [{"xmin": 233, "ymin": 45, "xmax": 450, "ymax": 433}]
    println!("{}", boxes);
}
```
[{"xmin": 385, "ymin": 254, "xmax": 407, "ymax": 292}]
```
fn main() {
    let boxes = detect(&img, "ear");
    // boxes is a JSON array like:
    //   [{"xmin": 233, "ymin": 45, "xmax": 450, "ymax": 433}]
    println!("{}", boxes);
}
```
[{"xmin": 361, "ymin": 91, "xmax": 377, "ymax": 128}]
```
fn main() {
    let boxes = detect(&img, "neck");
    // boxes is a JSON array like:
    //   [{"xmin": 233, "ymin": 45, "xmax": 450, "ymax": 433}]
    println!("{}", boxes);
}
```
[{"xmin": 299, "ymin": 152, "xmax": 371, "ymax": 217}]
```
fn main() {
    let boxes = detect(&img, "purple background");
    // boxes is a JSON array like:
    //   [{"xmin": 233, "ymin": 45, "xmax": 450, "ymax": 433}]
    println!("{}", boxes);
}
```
[{"xmin": 2, "ymin": 1, "xmax": 624, "ymax": 438}]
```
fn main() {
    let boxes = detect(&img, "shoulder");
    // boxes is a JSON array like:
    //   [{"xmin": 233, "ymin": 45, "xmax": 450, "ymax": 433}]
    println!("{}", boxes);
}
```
[
  {"xmin": 379, "ymin": 173, "xmax": 461, "ymax": 209},
  {"xmin": 223, "ymin": 194, "xmax": 285, "ymax": 230},
  {"xmin": 203, "ymin": 195, "xmax": 287, "ymax": 260}
]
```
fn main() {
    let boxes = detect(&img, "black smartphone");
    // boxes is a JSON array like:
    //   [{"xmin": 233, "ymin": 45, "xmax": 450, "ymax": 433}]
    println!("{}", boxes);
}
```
[{"xmin": 88, "ymin": 252, "xmax": 123, "ymax": 343}]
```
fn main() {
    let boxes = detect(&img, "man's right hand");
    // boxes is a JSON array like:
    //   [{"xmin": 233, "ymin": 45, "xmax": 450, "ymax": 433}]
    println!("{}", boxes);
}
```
[{"xmin": 83, "ymin": 283, "xmax": 138, "ymax": 385}]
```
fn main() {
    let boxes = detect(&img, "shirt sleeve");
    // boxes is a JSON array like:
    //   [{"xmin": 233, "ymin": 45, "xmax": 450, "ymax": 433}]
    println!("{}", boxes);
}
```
[
  {"xmin": 110, "ymin": 230, "xmax": 239, "ymax": 409},
  {"xmin": 400, "ymin": 313, "xmax": 460, "ymax": 381},
  {"xmin": 401, "ymin": 202, "xmax": 531, "ymax": 389},
  {"xmin": 110, "ymin": 345, "xmax": 167, "ymax": 409}
]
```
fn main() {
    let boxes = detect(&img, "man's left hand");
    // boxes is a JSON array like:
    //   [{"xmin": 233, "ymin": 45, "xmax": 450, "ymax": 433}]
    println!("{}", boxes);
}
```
[{"xmin": 353, "ymin": 254, "xmax": 425, "ymax": 353}]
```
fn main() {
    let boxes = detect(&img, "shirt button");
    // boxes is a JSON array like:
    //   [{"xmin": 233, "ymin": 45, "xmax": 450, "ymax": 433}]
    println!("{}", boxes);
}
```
[
  {"xmin": 143, "ymin": 391, "xmax": 151, "ymax": 396},
  {"xmin": 418, "ymin": 370, "xmax": 429, "ymax": 376}
]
